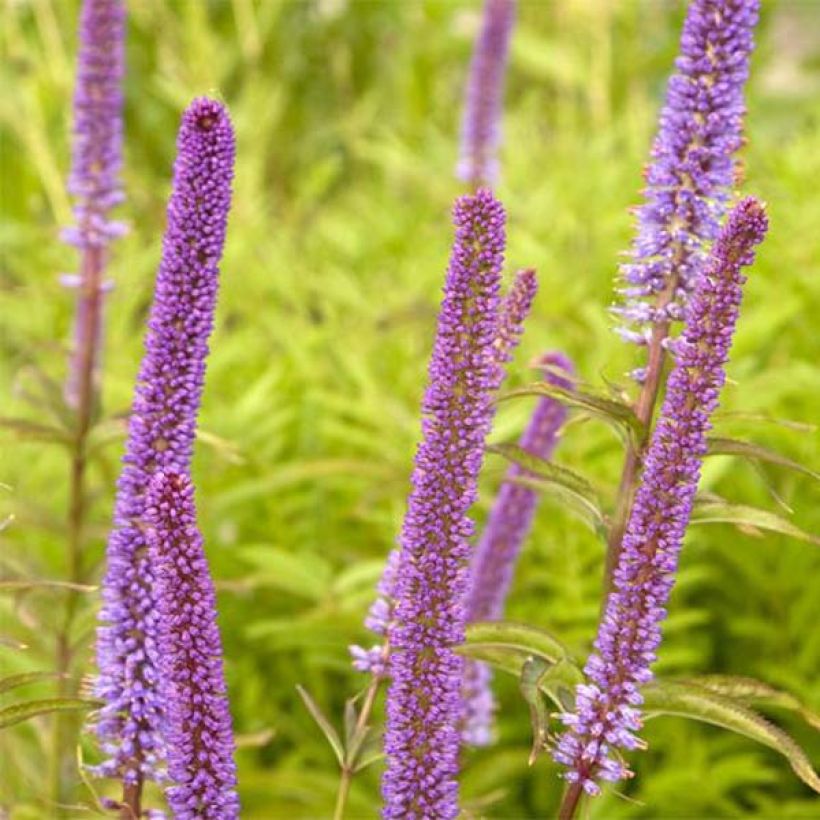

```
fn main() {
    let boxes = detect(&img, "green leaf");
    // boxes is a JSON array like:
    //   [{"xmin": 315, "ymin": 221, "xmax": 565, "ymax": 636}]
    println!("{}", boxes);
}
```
[
  {"xmin": 460, "ymin": 621, "xmax": 583, "ymax": 702},
  {"xmin": 0, "ymin": 579, "xmax": 98, "ymax": 594},
  {"xmin": 498, "ymin": 381, "xmax": 642, "ymax": 440},
  {"xmin": 0, "ymin": 417, "xmax": 68, "ymax": 444},
  {"xmin": 682, "ymin": 675, "xmax": 820, "ymax": 731},
  {"xmin": 519, "ymin": 655, "xmax": 554, "ymax": 765},
  {"xmin": 643, "ymin": 680, "xmax": 820, "ymax": 794},
  {"xmin": 510, "ymin": 474, "xmax": 608, "ymax": 538},
  {"xmin": 296, "ymin": 685, "xmax": 344, "ymax": 767},
  {"xmin": 706, "ymin": 437, "xmax": 820, "ymax": 482},
  {"xmin": 0, "ymin": 698, "xmax": 100, "ymax": 730},
  {"xmin": 690, "ymin": 500, "xmax": 820, "ymax": 546},
  {"xmin": 0, "ymin": 671, "xmax": 60, "ymax": 694},
  {"xmin": 239, "ymin": 545, "xmax": 332, "ymax": 600}
]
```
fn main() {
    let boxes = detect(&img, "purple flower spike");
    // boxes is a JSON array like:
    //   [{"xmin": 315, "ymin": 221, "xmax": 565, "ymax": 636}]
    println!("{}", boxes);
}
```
[
  {"xmin": 95, "ymin": 98, "xmax": 235, "ymax": 787},
  {"xmin": 493, "ymin": 268, "xmax": 538, "ymax": 369},
  {"xmin": 63, "ymin": 0, "xmax": 126, "ymax": 408},
  {"xmin": 461, "ymin": 351, "xmax": 573, "ymax": 745},
  {"xmin": 614, "ymin": 0, "xmax": 760, "ymax": 349},
  {"xmin": 457, "ymin": 0, "xmax": 517, "ymax": 188},
  {"xmin": 146, "ymin": 472, "xmax": 239, "ymax": 819},
  {"xmin": 382, "ymin": 190, "xmax": 505, "ymax": 819},
  {"xmin": 555, "ymin": 198, "xmax": 768, "ymax": 794}
]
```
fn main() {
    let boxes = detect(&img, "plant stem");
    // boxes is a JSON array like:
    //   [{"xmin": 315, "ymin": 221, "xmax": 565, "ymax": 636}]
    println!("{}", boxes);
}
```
[
  {"xmin": 558, "ymin": 781, "xmax": 585, "ymax": 820},
  {"xmin": 333, "ymin": 648, "xmax": 388, "ymax": 820},
  {"xmin": 52, "ymin": 243, "xmax": 106, "ymax": 809},
  {"xmin": 120, "ymin": 775, "xmax": 142, "ymax": 819}
]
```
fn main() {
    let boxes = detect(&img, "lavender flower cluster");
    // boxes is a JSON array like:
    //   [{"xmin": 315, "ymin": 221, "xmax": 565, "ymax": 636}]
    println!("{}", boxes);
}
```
[
  {"xmin": 555, "ymin": 198, "xmax": 768, "ymax": 795},
  {"xmin": 614, "ymin": 0, "xmax": 759, "ymax": 355},
  {"xmin": 95, "ymin": 98, "xmax": 235, "ymax": 788}
]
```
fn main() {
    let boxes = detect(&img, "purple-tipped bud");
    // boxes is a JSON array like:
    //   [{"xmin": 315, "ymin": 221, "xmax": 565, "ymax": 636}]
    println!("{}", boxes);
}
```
[
  {"xmin": 145, "ymin": 472, "xmax": 239, "ymax": 819},
  {"xmin": 614, "ymin": 0, "xmax": 760, "ymax": 351},
  {"xmin": 457, "ymin": 0, "xmax": 517, "ymax": 188},
  {"xmin": 382, "ymin": 190, "xmax": 505, "ymax": 819},
  {"xmin": 94, "ymin": 98, "xmax": 235, "ymax": 785},
  {"xmin": 63, "ymin": 0, "xmax": 126, "ymax": 408},
  {"xmin": 461, "ymin": 351, "xmax": 573, "ymax": 745},
  {"xmin": 555, "ymin": 198, "xmax": 768, "ymax": 791}
]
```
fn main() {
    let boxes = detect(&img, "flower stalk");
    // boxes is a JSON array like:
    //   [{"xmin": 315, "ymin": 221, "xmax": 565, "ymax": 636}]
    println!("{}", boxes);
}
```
[
  {"xmin": 555, "ymin": 198, "xmax": 768, "ymax": 812},
  {"xmin": 94, "ymin": 98, "xmax": 234, "ymax": 816}
]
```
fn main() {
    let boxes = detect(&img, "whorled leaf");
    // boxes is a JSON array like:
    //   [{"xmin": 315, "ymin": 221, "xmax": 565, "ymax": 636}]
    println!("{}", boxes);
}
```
[
  {"xmin": 706, "ymin": 437, "xmax": 820, "ymax": 482},
  {"xmin": 296, "ymin": 684, "xmax": 344, "ymax": 766},
  {"xmin": 643, "ymin": 680, "xmax": 820, "ymax": 794},
  {"xmin": 0, "ymin": 671, "xmax": 60, "ymax": 694},
  {"xmin": 690, "ymin": 499, "xmax": 820, "ymax": 546},
  {"xmin": 0, "ymin": 697, "xmax": 101, "ymax": 730},
  {"xmin": 497, "ymin": 381, "xmax": 643, "ymax": 441}
]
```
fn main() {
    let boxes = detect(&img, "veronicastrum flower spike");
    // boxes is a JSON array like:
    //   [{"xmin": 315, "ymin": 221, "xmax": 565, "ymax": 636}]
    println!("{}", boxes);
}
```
[
  {"xmin": 613, "ymin": 0, "xmax": 760, "ymax": 368},
  {"xmin": 555, "ymin": 198, "xmax": 768, "ymax": 798},
  {"xmin": 382, "ymin": 189, "xmax": 505, "ymax": 819},
  {"xmin": 457, "ymin": 0, "xmax": 517, "ymax": 188},
  {"xmin": 94, "ymin": 98, "xmax": 235, "ymax": 797},
  {"xmin": 146, "ymin": 472, "xmax": 239, "ymax": 819},
  {"xmin": 461, "ymin": 351, "xmax": 573, "ymax": 745},
  {"xmin": 62, "ymin": 0, "xmax": 126, "ymax": 408}
]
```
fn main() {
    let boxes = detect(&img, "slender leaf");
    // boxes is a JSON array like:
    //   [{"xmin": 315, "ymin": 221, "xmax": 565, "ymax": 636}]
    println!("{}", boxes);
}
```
[
  {"xmin": 296, "ymin": 685, "xmax": 344, "ymax": 767},
  {"xmin": 683, "ymin": 675, "xmax": 820, "ymax": 731},
  {"xmin": 643, "ymin": 680, "xmax": 820, "ymax": 793},
  {"xmin": 0, "ymin": 671, "xmax": 60, "ymax": 694},
  {"xmin": 706, "ymin": 437, "xmax": 820, "ymax": 482},
  {"xmin": 0, "ymin": 698, "xmax": 101, "ymax": 730},
  {"xmin": 498, "ymin": 381, "xmax": 642, "ymax": 439},
  {"xmin": 690, "ymin": 500, "xmax": 820, "ymax": 546},
  {"xmin": 0, "ymin": 416, "xmax": 69, "ymax": 444}
]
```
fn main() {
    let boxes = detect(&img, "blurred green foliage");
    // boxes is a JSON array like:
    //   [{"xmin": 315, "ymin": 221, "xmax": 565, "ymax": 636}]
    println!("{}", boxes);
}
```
[{"xmin": 1, "ymin": 0, "xmax": 819, "ymax": 817}]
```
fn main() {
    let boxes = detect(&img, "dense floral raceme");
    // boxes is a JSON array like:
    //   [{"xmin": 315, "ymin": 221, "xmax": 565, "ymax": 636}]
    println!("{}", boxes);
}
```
[
  {"xmin": 382, "ymin": 189, "xmax": 505, "ymax": 819},
  {"xmin": 457, "ymin": 0, "xmax": 517, "ymax": 187},
  {"xmin": 614, "ymin": 0, "xmax": 759, "ymax": 359},
  {"xmin": 146, "ymin": 472, "xmax": 239, "ymax": 819},
  {"xmin": 94, "ymin": 98, "xmax": 235, "ymax": 786},
  {"xmin": 461, "ymin": 352, "xmax": 573, "ymax": 744},
  {"xmin": 351, "ymin": 268, "xmax": 536, "ymax": 678},
  {"xmin": 62, "ymin": 0, "xmax": 126, "ymax": 407},
  {"xmin": 554, "ymin": 198, "xmax": 768, "ymax": 795}
]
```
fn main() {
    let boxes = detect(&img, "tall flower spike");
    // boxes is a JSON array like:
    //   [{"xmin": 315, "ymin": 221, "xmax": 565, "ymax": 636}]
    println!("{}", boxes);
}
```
[
  {"xmin": 62, "ymin": 0, "xmax": 126, "ymax": 408},
  {"xmin": 94, "ymin": 99, "xmax": 235, "ymax": 796},
  {"xmin": 457, "ymin": 0, "xmax": 517, "ymax": 188},
  {"xmin": 613, "ymin": 0, "xmax": 759, "ymax": 361},
  {"xmin": 145, "ymin": 472, "xmax": 239, "ymax": 819},
  {"xmin": 382, "ymin": 189, "xmax": 505, "ymax": 819},
  {"xmin": 555, "ymin": 199, "xmax": 768, "ymax": 797},
  {"xmin": 352, "ymin": 267, "xmax": 535, "ymax": 678},
  {"xmin": 461, "ymin": 352, "xmax": 573, "ymax": 745}
]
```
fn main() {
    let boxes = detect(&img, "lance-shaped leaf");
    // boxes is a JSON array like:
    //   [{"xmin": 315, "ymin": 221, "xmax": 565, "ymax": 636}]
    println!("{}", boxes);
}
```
[
  {"xmin": 296, "ymin": 684, "xmax": 344, "ymax": 767},
  {"xmin": 0, "ymin": 671, "xmax": 61, "ymax": 694},
  {"xmin": 683, "ymin": 675, "xmax": 820, "ymax": 731},
  {"xmin": 0, "ymin": 697, "xmax": 101, "ymax": 730},
  {"xmin": 642, "ymin": 679, "xmax": 820, "ymax": 794},
  {"xmin": 706, "ymin": 437, "xmax": 820, "ymax": 482},
  {"xmin": 690, "ymin": 499, "xmax": 820, "ymax": 545},
  {"xmin": 498, "ymin": 381, "xmax": 643, "ymax": 441}
]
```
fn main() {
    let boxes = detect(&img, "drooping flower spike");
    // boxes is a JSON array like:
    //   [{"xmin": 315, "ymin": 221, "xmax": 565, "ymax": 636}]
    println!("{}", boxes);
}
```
[
  {"xmin": 145, "ymin": 472, "xmax": 239, "ymax": 819},
  {"xmin": 62, "ymin": 0, "xmax": 126, "ymax": 408},
  {"xmin": 94, "ymin": 98, "xmax": 235, "ymax": 791},
  {"xmin": 382, "ymin": 189, "xmax": 505, "ymax": 819},
  {"xmin": 554, "ymin": 198, "xmax": 768, "ymax": 796},
  {"xmin": 461, "ymin": 351, "xmax": 574, "ymax": 745},
  {"xmin": 614, "ymin": 0, "xmax": 760, "ymax": 367},
  {"xmin": 457, "ymin": 0, "xmax": 517, "ymax": 188}
]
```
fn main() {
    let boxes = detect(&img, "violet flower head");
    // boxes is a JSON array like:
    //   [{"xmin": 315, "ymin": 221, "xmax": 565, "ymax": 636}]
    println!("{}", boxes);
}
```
[
  {"xmin": 95, "ymin": 98, "xmax": 235, "ymax": 785},
  {"xmin": 555, "ymin": 198, "xmax": 768, "ymax": 796},
  {"xmin": 614, "ymin": 0, "xmax": 759, "ymax": 355},
  {"xmin": 146, "ymin": 472, "xmax": 239, "ymax": 819},
  {"xmin": 457, "ymin": 0, "xmax": 517, "ymax": 188},
  {"xmin": 62, "ymin": 0, "xmax": 126, "ymax": 407},
  {"xmin": 493, "ymin": 268, "xmax": 538, "ymax": 369},
  {"xmin": 382, "ymin": 189, "xmax": 505, "ymax": 819},
  {"xmin": 461, "ymin": 351, "xmax": 573, "ymax": 746}
]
